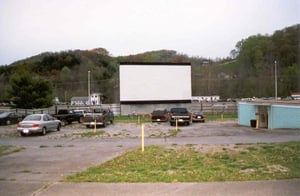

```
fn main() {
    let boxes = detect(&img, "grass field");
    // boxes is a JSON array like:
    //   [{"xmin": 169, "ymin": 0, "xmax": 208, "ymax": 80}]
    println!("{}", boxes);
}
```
[{"xmin": 65, "ymin": 141, "xmax": 300, "ymax": 182}]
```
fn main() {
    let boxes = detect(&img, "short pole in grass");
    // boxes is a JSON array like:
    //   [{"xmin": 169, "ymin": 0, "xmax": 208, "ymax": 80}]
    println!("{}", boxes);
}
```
[
  {"xmin": 141, "ymin": 123, "xmax": 144, "ymax": 152},
  {"xmin": 94, "ymin": 120, "xmax": 96, "ymax": 133}
]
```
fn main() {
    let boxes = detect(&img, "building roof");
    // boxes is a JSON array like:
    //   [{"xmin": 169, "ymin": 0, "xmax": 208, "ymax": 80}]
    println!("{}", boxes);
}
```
[
  {"xmin": 119, "ymin": 62, "xmax": 191, "ymax": 65},
  {"xmin": 239, "ymin": 100, "xmax": 300, "ymax": 106}
]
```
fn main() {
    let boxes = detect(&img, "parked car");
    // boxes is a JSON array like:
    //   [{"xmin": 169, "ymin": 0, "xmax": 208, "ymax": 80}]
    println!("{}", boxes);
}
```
[
  {"xmin": 54, "ymin": 109, "xmax": 81, "ymax": 126},
  {"xmin": 17, "ymin": 114, "xmax": 61, "ymax": 136},
  {"xmin": 191, "ymin": 111, "xmax": 206, "ymax": 122},
  {"xmin": 169, "ymin": 107, "xmax": 191, "ymax": 126},
  {"xmin": 73, "ymin": 109, "xmax": 88, "ymax": 122},
  {"xmin": 0, "ymin": 112, "xmax": 24, "ymax": 125},
  {"xmin": 150, "ymin": 109, "xmax": 168, "ymax": 122},
  {"xmin": 82, "ymin": 108, "xmax": 114, "ymax": 128},
  {"xmin": 73, "ymin": 109, "xmax": 88, "ymax": 117}
]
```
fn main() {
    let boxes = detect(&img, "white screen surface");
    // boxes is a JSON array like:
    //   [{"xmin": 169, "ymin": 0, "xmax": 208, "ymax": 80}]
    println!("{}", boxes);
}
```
[{"xmin": 120, "ymin": 64, "xmax": 191, "ymax": 102}]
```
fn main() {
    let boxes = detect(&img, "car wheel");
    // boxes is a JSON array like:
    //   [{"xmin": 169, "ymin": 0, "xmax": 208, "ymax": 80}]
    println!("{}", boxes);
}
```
[
  {"xmin": 86, "ymin": 125, "xmax": 90, "ymax": 128},
  {"xmin": 6, "ymin": 120, "xmax": 11, "ymax": 125},
  {"xmin": 41, "ymin": 127, "xmax": 47, "ymax": 136},
  {"xmin": 57, "ymin": 124, "xmax": 61, "ymax": 131},
  {"xmin": 20, "ymin": 132, "xmax": 26, "ymax": 137}
]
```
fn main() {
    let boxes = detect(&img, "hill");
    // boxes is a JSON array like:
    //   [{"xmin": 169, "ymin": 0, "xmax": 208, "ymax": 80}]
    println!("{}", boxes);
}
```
[{"xmin": 0, "ymin": 24, "xmax": 299, "ymax": 104}]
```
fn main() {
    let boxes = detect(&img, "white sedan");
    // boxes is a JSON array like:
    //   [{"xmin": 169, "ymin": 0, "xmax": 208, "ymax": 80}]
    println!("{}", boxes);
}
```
[{"xmin": 17, "ymin": 114, "xmax": 61, "ymax": 136}]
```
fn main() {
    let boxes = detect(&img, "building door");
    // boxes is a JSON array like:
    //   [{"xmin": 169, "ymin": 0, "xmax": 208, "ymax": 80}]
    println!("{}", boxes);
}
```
[{"xmin": 257, "ymin": 106, "xmax": 268, "ymax": 128}]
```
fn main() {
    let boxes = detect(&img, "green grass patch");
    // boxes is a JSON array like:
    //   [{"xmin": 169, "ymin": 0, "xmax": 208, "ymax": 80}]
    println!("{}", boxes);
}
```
[
  {"xmin": 205, "ymin": 114, "xmax": 237, "ymax": 121},
  {"xmin": 65, "ymin": 141, "xmax": 300, "ymax": 182},
  {"xmin": 114, "ymin": 114, "xmax": 237, "ymax": 124},
  {"xmin": 0, "ymin": 145, "xmax": 25, "ymax": 156}
]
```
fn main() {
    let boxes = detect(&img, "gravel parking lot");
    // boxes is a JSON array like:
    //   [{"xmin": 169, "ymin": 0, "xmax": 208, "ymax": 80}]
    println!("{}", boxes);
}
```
[{"xmin": 0, "ymin": 120, "xmax": 300, "ymax": 195}]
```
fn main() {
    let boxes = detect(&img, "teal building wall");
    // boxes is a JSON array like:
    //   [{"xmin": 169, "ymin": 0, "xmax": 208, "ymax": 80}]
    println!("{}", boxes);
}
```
[
  {"xmin": 238, "ymin": 103, "xmax": 256, "ymax": 126},
  {"xmin": 270, "ymin": 105, "xmax": 300, "ymax": 129}
]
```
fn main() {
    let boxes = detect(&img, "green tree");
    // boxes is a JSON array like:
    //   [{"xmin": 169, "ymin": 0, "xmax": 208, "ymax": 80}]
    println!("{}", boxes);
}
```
[{"xmin": 8, "ymin": 73, "xmax": 53, "ymax": 108}]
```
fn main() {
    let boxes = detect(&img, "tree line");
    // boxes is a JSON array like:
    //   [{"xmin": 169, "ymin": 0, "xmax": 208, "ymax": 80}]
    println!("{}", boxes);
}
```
[{"xmin": 0, "ymin": 24, "xmax": 298, "ymax": 108}]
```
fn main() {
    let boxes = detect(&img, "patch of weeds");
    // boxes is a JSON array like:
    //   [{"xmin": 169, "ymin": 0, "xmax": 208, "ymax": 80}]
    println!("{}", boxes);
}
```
[
  {"xmin": 61, "ymin": 134, "xmax": 72, "ymax": 138},
  {"xmin": 247, "ymin": 146, "xmax": 258, "ymax": 151},
  {"xmin": 168, "ymin": 128, "xmax": 180, "ymax": 137},
  {"xmin": 0, "ymin": 177, "xmax": 16, "ymax": 181},
  {"xmin": 19, "ymin": 170, "xmax": 32, "ymax": 173},
  {"xmin": 185, "ymin": 144, "xmax": 196, "ymax": 148},
  {"xmin": 80, "ymin": 130, "xmax": 105, "ymax": 138},
  {"xmin": 41, "ymin": 183, "xmax": 51, "ymax": 191},
  {"xmin": 54, "ymin": 145, "xmax": 63, "ymax": 148},
  {"xmin": 0, "ymin": 146, "xmax": 25, "ymax": 156},
  {"xmin": 39, "ymin": 145, "xmax": 49, "ymax": 148},
  {"xmin": 116, "ymin": 145, "xmax": 123, "ymax": 148}
]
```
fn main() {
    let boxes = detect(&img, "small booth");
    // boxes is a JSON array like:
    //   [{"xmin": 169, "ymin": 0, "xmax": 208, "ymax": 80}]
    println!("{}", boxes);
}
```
[{"xmin": 238, "ymin": 100, "xmax": 300, "ymax": 129}]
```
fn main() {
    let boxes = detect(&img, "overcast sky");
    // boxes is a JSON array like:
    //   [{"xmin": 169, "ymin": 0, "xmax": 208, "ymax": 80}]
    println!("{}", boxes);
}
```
[{"xmin": 0, "ymin": 0, "xmax": 299, "ymax": 65}]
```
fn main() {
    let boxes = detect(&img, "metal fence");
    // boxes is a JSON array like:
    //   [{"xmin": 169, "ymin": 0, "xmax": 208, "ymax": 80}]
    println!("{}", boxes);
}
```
[
  {"xmin": 0, "ymin": 104, "xmax": 121, "ymax": 116},
  {"xmin": 191, "ymin": 101, "xmax": 238, "ymax": 114},
  {"xmin": 1, "ymin": 102, "xmax": 237, "ymax": 116}
]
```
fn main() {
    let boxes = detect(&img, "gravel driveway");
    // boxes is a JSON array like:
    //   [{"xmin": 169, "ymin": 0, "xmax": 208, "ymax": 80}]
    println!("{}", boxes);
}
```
[{"xmin": 0, "ymin": 120, "xmax": 300, "ymax": 195}]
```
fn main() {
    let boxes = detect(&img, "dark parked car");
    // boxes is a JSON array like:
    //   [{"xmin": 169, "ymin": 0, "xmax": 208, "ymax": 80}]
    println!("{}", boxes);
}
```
[
  {"xmin": 54, "ymin": 109, "xmax": 81, "ymax": 126},
  {"xmin": 73, "ymin": 109, "xmax": 88, "ymax": 123},
  {"xmin": 82, "ymin": 108, "xmax": 114, "ymax": 128},
  {"xmin": 191, "ymin": 111, "xmax": 206, "ymax": 123},
  {"xmin": 0, "ymin": 112, "xmax": 24, "ymax": 125},
  {"xmin": 17, "ymin": 114, "xmax": 61, "ymax": 136},
  {"xmin": 169, "ymin": 107, "xmax": 191, "ymax": 126},
  {"xmin": 150, "ymin": 109, "xmax": 168, "ymax": 122}
]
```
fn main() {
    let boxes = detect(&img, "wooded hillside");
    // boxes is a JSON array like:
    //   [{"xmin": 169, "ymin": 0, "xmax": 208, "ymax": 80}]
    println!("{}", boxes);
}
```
[{"xmin": 0, "ymin": 24, "xmax": 299, "ymax": 106}]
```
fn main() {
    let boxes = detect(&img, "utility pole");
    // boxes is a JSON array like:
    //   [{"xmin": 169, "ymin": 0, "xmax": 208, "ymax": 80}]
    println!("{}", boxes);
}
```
[
  {"xmin": 88, "ymin": 70, "xmax": 91, "ymax": 105},
  {"xmin": 274, "ymin": 61, "xmax": 277, "ymax": 100}
]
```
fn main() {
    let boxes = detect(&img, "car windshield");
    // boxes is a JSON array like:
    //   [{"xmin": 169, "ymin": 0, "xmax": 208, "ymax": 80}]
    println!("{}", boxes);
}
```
[
  {"xmin": 170, "ymin": 108, "xmax": 187, "ymax": 113},
  {"xmin": 193, "ymin": 111, "xmax": 203, "ymax": 115},
  {"xmin": 152, "ymin": 110, "xmax": 166, "ymax": 115},
  {"xmin": 0, "ymin": 112, "xmax": 10, "ymax": 117},
  {"xmin": 24, "ymin": 115, "xmax": 42, "ymax": 121}
]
